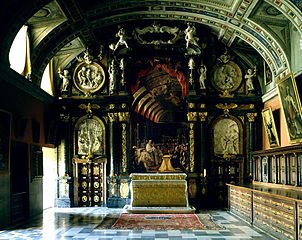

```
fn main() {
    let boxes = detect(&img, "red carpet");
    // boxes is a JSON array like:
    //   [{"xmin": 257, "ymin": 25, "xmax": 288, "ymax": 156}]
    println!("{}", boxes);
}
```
[{"xmin": 95, "ymin": 213, "xmax": 224, "ymax": 230}]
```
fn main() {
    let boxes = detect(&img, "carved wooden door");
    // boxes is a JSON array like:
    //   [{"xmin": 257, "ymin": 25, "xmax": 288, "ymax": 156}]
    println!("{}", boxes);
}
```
[
  {"xmin": 210, "ymin": 158, "xmax": 243, "ymax": 207},
  {"xmin": 74, "ymin": 158, "xmax": 106, "ymax": 207}
]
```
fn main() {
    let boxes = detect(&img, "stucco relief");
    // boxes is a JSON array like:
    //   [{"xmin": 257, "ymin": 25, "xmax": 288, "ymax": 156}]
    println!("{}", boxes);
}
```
[
  {"xmin": 213, "ymin": 118, "xmax": 239, "ymax": 155},
  {"xmin": 76, "ymin": 117, "xmax": 105, "ymax": 156}
]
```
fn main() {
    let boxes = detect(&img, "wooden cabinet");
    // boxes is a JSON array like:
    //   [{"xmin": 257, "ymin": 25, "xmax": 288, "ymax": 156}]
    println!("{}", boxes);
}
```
[
  {"xmin": 73, "ymin": 158, "xmax": 106, "ymax": 207},
  {"xmin": 229, "ymin": 186, "xmax": 251, "ymax": 223},
  {"xmin": 228, "ymin": 184, "xmax": 302, "ymax": 240},
  {"xmin": 253, "ymin": 192, "xmax": 295, "ymax": 240},
  {"xmin": 211, "ymin": 157, "xmax": 243, "ymax": 207}
]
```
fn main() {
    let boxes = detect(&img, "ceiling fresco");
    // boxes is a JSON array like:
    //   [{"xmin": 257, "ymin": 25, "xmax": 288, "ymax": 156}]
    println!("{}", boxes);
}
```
[{"xmin": 1, "ymin": 0, "xmax": 302, "ymax": 106}]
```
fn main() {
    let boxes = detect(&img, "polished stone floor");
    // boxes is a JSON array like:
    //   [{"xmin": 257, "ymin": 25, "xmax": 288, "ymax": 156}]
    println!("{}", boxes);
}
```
[{"xmin": 0, "ymin": 207, "xmax": 275, "ymax": 240}]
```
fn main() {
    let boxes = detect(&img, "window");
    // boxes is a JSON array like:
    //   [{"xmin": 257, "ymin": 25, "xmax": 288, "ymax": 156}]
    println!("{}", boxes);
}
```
[{"xmin": 9, "ymin": 25, "xmax": 30, "ymax": 76}]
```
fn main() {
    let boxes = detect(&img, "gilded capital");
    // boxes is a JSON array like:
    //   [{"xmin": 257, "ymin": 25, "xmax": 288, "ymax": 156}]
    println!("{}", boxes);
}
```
[
  {"xmin": 247, "ymin": 112, "xmax": 257, "ymax": 122},
  {"xmin": 199, "ymin": 112, "xmax": 208, "ymax": 121},
  {"xmin": 118, "ymin": 112, "xmax": 130, "ymax": 122},
  {"xmin": 187, "ymin": 112, "xmax": 198, "ymax": 122},
  {"xmin": 108, "ymin": 112, "xmax": 118, "ymax": 122}
]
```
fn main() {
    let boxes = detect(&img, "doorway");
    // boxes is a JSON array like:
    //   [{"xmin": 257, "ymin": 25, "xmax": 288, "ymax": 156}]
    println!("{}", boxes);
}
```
[{"xmin": 42, "ymin": 147, "xmax": 57, "ymax": 209}]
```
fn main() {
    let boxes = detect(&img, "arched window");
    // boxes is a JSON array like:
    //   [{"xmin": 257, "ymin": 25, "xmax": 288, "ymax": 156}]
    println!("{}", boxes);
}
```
[
  {"xmin": 9, "ymin": 25, "xmax": 31, "ymax": 77},
  {"xmin": 41, "ymin": 60, "xmax": 54, "ymax": 96}
]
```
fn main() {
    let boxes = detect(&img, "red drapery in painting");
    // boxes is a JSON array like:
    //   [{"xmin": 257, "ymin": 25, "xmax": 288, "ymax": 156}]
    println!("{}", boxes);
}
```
[{"xmin": 131, "ymin": 61, "xmax": 188, "ymax": 97}]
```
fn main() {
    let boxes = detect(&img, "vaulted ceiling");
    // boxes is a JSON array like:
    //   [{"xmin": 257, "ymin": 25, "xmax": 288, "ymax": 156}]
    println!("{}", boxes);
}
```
[{"xmin": 1, "ymin": 0, "xmax": 302, "ymax": 101}]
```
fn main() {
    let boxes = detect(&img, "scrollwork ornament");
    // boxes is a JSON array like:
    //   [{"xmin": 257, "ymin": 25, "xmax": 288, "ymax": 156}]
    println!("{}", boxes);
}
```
[
  {"xmin": 247, "ymin": 112, "xmax": 257, "ymax": 122},
  {"xmin": 187, "ymin": 112, "xmax": 198, "ymax": 122},
  {"xmin": 189, "ymin": 123, "xmax": 195, "ymax": 172},
  {"xmin": 199, "ymin": 112, "xmax": 208, "ymax": 121},
  {"xmin": 108, "ymin": 113, "xmax": 118, "ymax": 122},
  {"xmin": 121, "ymin": 123, "xmax": 127, "ymax": 173},
  {"xmin": 120, "ymin": 182, "xmax": 129, "ymax": 199},
  {"xmin": 118, "ymin": 112, "xmax": 130, "ymax": 122}
]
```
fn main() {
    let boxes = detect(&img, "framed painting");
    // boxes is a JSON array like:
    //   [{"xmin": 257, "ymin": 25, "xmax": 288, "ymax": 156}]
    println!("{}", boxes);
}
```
[
  {"xmin": 0, "ymin": 110, "xmax": 11, "ymax": 173},
  {"xmin": 262, "ymin": 107, "xmax": 280, "ymax": 147},
  {"xmin": 263, "ymin": 60, "xmax": 272, "ymax": 85},
  {"xmin": 277, "ymin": 73, "xmax": 302, "ymax": 143}
]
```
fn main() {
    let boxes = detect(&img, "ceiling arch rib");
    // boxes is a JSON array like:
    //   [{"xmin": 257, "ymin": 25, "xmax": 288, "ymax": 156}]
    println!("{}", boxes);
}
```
[{"xmin": 31, "ymin": 1, "xmax": 291, "ymax": 86}]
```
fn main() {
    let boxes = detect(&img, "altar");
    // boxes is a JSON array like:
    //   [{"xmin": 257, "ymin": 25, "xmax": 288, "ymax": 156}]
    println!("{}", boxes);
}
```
[{"xmin": 125, "ymin": 173, "xmax": 195, "ymax": 213}]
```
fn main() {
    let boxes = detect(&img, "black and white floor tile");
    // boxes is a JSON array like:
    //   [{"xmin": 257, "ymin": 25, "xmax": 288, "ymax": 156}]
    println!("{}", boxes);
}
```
[{"xmin": 0, "ymin": 208, "xmax": 275, "ymax": 240}]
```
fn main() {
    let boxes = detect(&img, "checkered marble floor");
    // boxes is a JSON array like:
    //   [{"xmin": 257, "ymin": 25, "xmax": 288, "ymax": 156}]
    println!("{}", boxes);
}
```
[{"xmin": 0, "ymin": 207, "xmax": 275, "ymax": 240}]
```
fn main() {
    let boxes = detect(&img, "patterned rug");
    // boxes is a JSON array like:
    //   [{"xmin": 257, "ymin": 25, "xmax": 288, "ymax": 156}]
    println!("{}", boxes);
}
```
[{"xmin": 95, "ymin": 213, "xmax": 224, "ymax": 230}]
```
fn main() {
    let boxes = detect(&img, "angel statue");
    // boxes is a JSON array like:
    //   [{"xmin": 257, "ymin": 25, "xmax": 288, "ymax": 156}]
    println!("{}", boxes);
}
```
[
  {"xmin": 184, "ymin": 23, "xmax": 199, "ymax": 49},
  {"xmin": 199, "ymin": 64, "xmax": 207, "ymax": 90},
  {"xmin": 58, "ymin": 68, "xmax": 71, "ymax": 93},
  {"xmin": 245, "ymin": 66, "xmax": 257, "ymax": 91},
  {"xmin": 110, "ymin": 28, "xmax": 129, "ymax": 52}
]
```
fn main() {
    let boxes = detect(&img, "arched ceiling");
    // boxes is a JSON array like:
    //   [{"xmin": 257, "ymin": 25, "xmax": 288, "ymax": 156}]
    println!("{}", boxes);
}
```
[{"xmin": 1, "ymin": 0, "xmax": 302, "ymax": 98}]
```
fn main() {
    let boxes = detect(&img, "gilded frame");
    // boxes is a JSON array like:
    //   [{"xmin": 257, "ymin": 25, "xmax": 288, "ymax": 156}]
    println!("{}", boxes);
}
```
[
  {"xmin": 261, "ymin": 107, "xmax": 280, "ymax": 147},
  {"xmin": 277, "ymin": 73, "xmax": 302, "ymax": 143},
  {"xmin": 73, "ymin": 62, "xmax": 106, "ymax": 95},
  {"xmin": 74, "ymin": 115, "xmax": 106, "ymax": 156},
  {"xmin": 0, "ymin": 109, "xmax": 11, "ymax": 173},
  {"xmin": 210, "ymin": 61, "xmax": 242, "ymax": 93}
]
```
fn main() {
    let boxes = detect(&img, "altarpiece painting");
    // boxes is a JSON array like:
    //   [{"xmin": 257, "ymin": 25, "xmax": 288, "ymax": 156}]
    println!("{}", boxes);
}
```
[{"xmin": 277, "ymin": 73, "xmax": 302, "ymax": 143}]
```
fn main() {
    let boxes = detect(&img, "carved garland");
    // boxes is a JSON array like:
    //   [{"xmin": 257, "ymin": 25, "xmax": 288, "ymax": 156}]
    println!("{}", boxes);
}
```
[
  {"xmin": 189, "ymin": 123, "xmax": 195, "ymax": 172},
  {"xmin": 121, "ymin": 123, "xmax": 127, "ymax": 173}
]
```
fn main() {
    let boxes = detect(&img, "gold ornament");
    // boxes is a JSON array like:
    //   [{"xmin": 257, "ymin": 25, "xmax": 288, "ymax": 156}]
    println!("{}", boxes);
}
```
[
  {"xmin": 188, "ymin": 103, "xmax": 195, "ymax": 109},
  {"xmin": 108, "ymin": 112, "xmax": 118, "ymax": 122},
  {"xmin": 121, "ymin": 123, "xmax": 127, "ymax": 173},
  {"xmin": 247, "ymin": 112, "xmax": 257, "ymax": 122},
  {"xmin": 120, "ymin": 182, "xmax": 130, "ymax": 199},
  {"xmin": 118, "ymin": 112, "xmax": 130, "ymax": 122},
  {"xmin": 189, "ymin": 123, "xmax": 195, "ymax": 172},
  {"xmin": 187, "ymin": 112, "xmax": 198, "ymax": 122},
  {"xmin": 216, "ymin": 103, "xmax": 238, "ymax": 116},
  {"xmin": 199, "ymin": 112, "xmax": 208, "ymax": 121}
]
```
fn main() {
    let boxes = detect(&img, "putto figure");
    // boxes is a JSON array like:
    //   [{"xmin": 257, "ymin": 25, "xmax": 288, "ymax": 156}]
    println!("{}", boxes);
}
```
[
  {"xmin": 58, "ymin": 68, "xmax": 71, "ymax": 93},
  {"xmin": 199, "ymin": 64, "xmax": 207, "ymax": 90},
  {"xmin": 110, "ymin": 28, "xmax": 129, "ymax": 52},
  {"xmin": 245, "ymin": 66, "xmax": 257, "ymax": 91},
  {"xmin": 184, "ymin": 23, "xmax": 199, "ymax": 49}
]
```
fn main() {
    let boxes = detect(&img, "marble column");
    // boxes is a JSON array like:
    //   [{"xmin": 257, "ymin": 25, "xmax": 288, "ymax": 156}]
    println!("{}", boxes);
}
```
[
  {"xmin": 118, "ymin": 112, "xmax": 130, "ymax": 174},
  {"xmin": 108, "ymin": 113, "xmax": 118, "ymax": 176},
  {"xmin": 247, "ymin": 112, "xmax": 257, "ymax": 181},
  {"xmin": 187, "ymin": 112, "xmax": 198, "ymax": 173}
]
